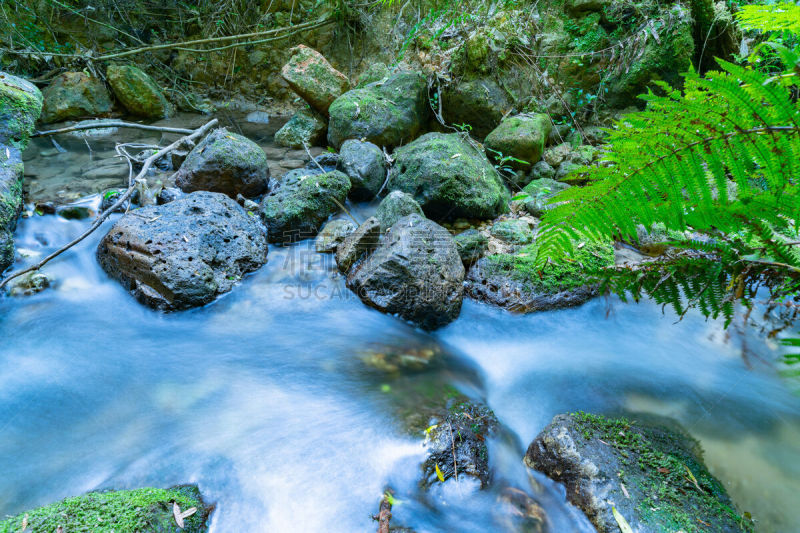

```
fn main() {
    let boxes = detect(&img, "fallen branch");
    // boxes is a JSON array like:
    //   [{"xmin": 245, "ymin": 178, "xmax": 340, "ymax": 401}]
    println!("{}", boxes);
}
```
[
  {"xmin": 32, "ymin": 121, "xmax": 195, "ymax": 137},
  {"xmin": 376, "ymin": 494, "xmax": 392, "ymax": 533},
  {"xmin": 0, "ymin": 118, "xmax": 218, "ymax": 290}
]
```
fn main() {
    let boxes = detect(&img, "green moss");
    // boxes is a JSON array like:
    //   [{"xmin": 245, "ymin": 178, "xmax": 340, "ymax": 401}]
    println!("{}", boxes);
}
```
[
  {"xmin": 0, "ymin": 72, "xmax": 43, "ymax": 150},
  {"xmin": 0, "ymin": 486, "xmax": 209, "ymax": 533},
  {"xmin": 571, "ymin": 412, "xmax": 753, "ymax": 533},
  {"xmin": 483, "ymin": 238, "xmax": 614, "ymax": 293}
]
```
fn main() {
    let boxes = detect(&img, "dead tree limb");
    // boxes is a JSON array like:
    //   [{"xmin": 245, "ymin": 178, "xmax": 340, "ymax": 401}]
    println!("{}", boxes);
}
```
[
  {"xmin": 32, "ymin": 121, "xmax": 195, "ymax": 137},
  {"xmin": 0, "ymin": 118, "xmax": 218, "ymax": 290}
]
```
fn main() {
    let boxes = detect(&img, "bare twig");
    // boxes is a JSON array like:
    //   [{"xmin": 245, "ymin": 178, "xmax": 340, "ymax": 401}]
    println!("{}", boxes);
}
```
[
  {"xmin": 33, "ymin": 121, "xmax": 195, "ymax": 137},
  {"xmin": 0, "ymin": 118, "xmax": 218, "ymax": 290}
]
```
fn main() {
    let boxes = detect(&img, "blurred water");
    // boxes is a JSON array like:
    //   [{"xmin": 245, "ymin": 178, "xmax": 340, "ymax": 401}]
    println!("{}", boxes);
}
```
[{"xmin": 1, "ymin": 118, "xmax": 799, "ymax": 532}]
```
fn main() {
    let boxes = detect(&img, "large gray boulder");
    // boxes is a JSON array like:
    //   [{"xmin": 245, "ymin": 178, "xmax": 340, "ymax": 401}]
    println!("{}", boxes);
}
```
[
  {"xmin": 484, "ymin": 114, "xmax": 553, "ymax": 171},
  {"xmin": 281, "ymin": 45, "xmax": 350, "ymax": 117},
  {"xmin": 441, "ymin": 78, "xmax": 511, "ymax": 140},
  {"xmin": 327, "ymin": 71, "xmax": 429, "ymax": 149},
  {"xmin": 336, "ymin": 139, "xmax": 387, "ymax": 200},
  {"xmin": 97, "ymin": 191, "xmax": 267, "ymax": 310},
  {"xmin": 175, "ymin": 128, "xmax": 270, "ymax": 198},
  {"xmin": 387, "ymin": 132, "xmax": 510, "ymax": 220},
  {"xmin": 40, "ymin": 71, "xmax": 113, "ymax": 123},
  {"xmin": 259, "ymin": 169, "xmax": 350, "ymax": 244},
  {"xmin": 525, "ymin": 412, "xmax": 751, "ymax": 532},
  {"xmin": 345, "ymin": 214, "xmax": 464, "ymax": 330},
  {"xmin": 0, "ymin": 71, "xmax": 43, "ymax": 150},
  {"xmin": 0, "ymin": 145, "xmax": 23, "ymax": 271}
]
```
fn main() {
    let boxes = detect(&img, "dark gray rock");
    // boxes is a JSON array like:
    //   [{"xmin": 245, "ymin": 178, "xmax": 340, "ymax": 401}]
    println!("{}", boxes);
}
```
[
  {"xmin": 327, "ymin": 71, "xmax": 429, "ymax": 149},
  {"xmin": 454, "ymin": 229, "xmax": 488, "ymax": 266},
  {"xmin": 336, "ymin": 139, "xmax": 387, "ymax": 200},
  {"xmin": 157, "ymin": 187, "xmax": 185, "ymax": 205},
  {"xmin": 259, "ymin": 170, "xmax": 350, "ymax": 244},
  {"xmin": 97, "ymin": 191, "xmax": 267, "ymax": 310},
  {"xmin": 0, "ymin": 145, "xmax": 23, "ymax": 272},
  {"xmin": 176, "ymin": 128, "xmax": 270, "ymax": 198},
  {"xmin": 345, "ymin": 214, "xmax": 464, "ymax": 330},
  {"xmin": 422, "ymin": 400, "xmax": 498, "ymax": 489},
  {"xmin": 375, "ymin": 190, "xmax": 423, "ymax": 231},
  {"xmin": 335, "ymin": 216, "xmax": 381, "ymax": 272},
  {"xmin": 441, "ymin": 79, "xmax": 511, "ymax": 140},
  {"xmin": 525, "ymin": 412, "xmax": 751, "ymax": 533},
  {"xmin": 316, "ymin": 219, "xmax": 357, "ymax": 253},
  {"xmin": 388, "ymin": 132, "xmax": 510, "ymax": 220}
]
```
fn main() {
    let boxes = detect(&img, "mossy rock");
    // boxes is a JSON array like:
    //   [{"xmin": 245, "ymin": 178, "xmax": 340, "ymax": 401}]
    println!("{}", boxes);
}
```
[
  {"xmin": 106, "ymin": 64, "xmax": 172, "ymax": 119},
  {"xmin": 0, "ymin": 145, "xmax": 23, "ymax": 272},
  {"xmin": 40, "ymin": 71, "xmax": 113, "ymax": 124},
  {"xmin": 356, "ymin": 62, "xmax": 390, "ymax": 88},
  {"xmin": 519, "ymin": 178, "xmax": 571, "ymax": 218},
  {"xmin": 454, "ymin": 228, "xmax": 488, "ymax": 266},
  {"xmin": 387, "ymin": 132, "xmax": 510, "ymax": 220},
  {"xmin": 490, "ymin": 219, "xmax": 534, "ymax": 245},
  {"xmin": 259, "ymin": 170, "xmax": 351, "ymax": 244},
  {"xmin": 327, "ymin": 71, "xmax": 429, "ymax": 149},
  {"xmin": 281, "ymin": 45, "xmax": 350, "ymax": 116},
  {"xmin": 465, "ymin": 238, "xmax": 614, "ymax": 311},
  {"xmin": 485, "ymin": 114, "xmax": 552, "ymax": 171},
  {"xmin": 0, "ymin": 485, "xmax": 212, "ymax": 533},
  {"xmin": 0, "ymin": 71, "xmax": 43, "ymax": 150},
  {"xmin": 274, "ymin": 107, "xmax": 327, "ymax": 149},
  {"xmin": 525, "ymin": 413, "xmax": 752, "ymax": 533},
  {"xmin": 375, "ymin": 190, "xmax": 423, "ymax": 231},
  {"xmin": 441, "ymin": 79, "xmax": 511, "ymax": 140}
]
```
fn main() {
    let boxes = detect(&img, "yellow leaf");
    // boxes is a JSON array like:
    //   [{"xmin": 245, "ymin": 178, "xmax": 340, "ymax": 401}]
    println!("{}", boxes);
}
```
[
  {"xmin": 612, "ymin": 506, "xmax": 634, "ymax": 533},
  {"xmin": 684, "ymin": 463, "xmax": 702, "ymax": 492},
  {"xmin": 435, "ymin": 463, "xmax": 445, "ymax": 483},
  {"xmin": 424, "ymin": 424, "xmax": 438, "ymax": 435}
]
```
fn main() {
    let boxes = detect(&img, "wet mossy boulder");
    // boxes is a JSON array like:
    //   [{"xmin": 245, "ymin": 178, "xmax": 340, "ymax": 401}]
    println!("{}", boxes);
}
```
[
  {"xmin": 466, "ymin": 239, "xmax": 614, "ymax": 311},
  {"xmin": 441, "ymin": 79, "xmax": 511, "ymax": 140},
  {"xmin": 490, "ymin": 218, "xmax": 534, "ymax": 245},
  {"xmin": 0, "ymin": 485, "xmax": 211, "ymax": 533},
  {"xmin": 345, "ymin": 214, "xmax": 464, "ymax": 330},
  {"xmin": 259, "ymin": 169, "xmax": 350, "ymax": 244},
  {"xmin": 0, "ymin": 145, "xmax": 23, "ymax": 272},
  {"xmin": 316, "ymin": 218, "xmax": 357, "ymax": 253},
  {"xmin": 454, "ymin": 229, "xmax": 488, "ymax": 266},
  {"xmin": 176, "ymin": 127, "xmax": 270, "ymax": 198},
  {"xmin": 525, "ymin": 412, "xmax": 752, "ymax": 533},
  {"xmin": 375, "ymin": 190, "xmax": 423, "ymax": 231},
  {"xmin": 485, "ymin": 114, "xmax": 552, "ymax": 171},
  {"xmin": 97, "ymin": 191, "xmax": 267, "ymax": 310},
  {"xmin": 281, "ymin": 45, "xmax": 350, "ymax": 117},
  {"xmin": 0, "ymin": 71, "xmax": 43, "ymax": 149},
  {"xmin": 356, "ymin": 62, "xmax": 390, "ymax": 87},
  {"xmin": 106, "ymin": 64, "xmax": 173, "ymax": 119},
  {"xmin": 422, "ymin": 399, "xmax": 498, "ymax": 489},
  {"xmin": 40, "ymin": 71, "xmax": 113, "ymax": 123},
  {"xmin": 327, "ymin": 70, "xmax": 429, "ymax": 149},
  {"xmin": 336, "ymin": 139, "xmax": 387, "ymax": 200},
  {"xmin": 274, "ymin": 107, "xmax": 327, "ymax": 148},
  {"xmin": 519, "ymin": 178, "xmax": 571, "ymax": 218},
  {"xmin": 388, "ymin": 132, "xmax": 510, "ymax": 220}
]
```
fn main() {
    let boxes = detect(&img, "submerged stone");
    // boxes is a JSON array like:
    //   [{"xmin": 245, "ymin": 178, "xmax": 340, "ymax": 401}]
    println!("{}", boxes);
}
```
[
  {"xmin": 0, "ymin": 485, "xmax": 211, "ymax": 533},
  {"xmin": 525, "ymin": 412, "xmax": 752, "ymax": 532}
]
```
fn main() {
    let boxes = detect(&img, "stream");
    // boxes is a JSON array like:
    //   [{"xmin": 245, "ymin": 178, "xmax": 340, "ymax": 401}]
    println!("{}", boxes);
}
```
[{"xmin": 1, "ymin": 114, "xmax": 799, "ymax": 532}]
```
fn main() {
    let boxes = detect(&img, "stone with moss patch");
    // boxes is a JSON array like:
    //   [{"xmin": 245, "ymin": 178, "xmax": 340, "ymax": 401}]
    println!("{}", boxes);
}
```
[
  {"xmin": 485, "ymin": 114, "xmax": 552, "ymax": 171},
  {"xmin": 106, "ymin": 64, "xmax": 173, "ymax": 119},
  {"xmin": 441, "ymin": 79, "xmax": 511, "ymax": 140},
  {"xmin": 466, "ymin": 238, "xmax": 614, "ymax": 311},
  {"xmin": 0, "ymin": 145, "xmax": 23, "ymax": 272},
  {"xmin": 375, "ymin": 190, "xmax": 423, "ymax": 231},
  {"xmin": 0, "ymin": 485, "xmax": 211, "ymax": 533},
  {"xmin": 519, "ymin": 178, "xmax": 571, "ymax": 218},
  {"xmin": 40, "ymin": 71, "xmax": 113, "ymax": 123},
  {"xmin": 274, "ymin": 107, "xmax": 327, "ymax": 148},
  {"xmin": 0, "ymin": 72, "xmax": 43, "ymax": 150},
  {"xmin": 454, "ymin": 229, "xmax": 488, "ymax": 266},
  {"xmin": 259, "ymin": 170, "xmax": 350, "ymax": 244},
  {"xmin": 525, "ymin": 412, "xmax": 752, "ymax": 533},
  {"xmin": 388, "ymin": 132, "xmax": 510, "ymax": 220},
  {"xmin": 281, "ymin": 45, "xmax": 350, "ymax": 117},
  {"xmin": 327, "ymin": 71, "xmax": 429, "ymax": 149},
  {"xmin": 490, "ymin": 219, "xmax": 534, "ymax": 245}
]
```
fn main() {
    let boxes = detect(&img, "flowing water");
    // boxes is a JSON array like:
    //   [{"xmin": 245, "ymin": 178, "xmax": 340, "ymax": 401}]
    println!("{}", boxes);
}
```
[{"xmin": 1, "ymin": 115, "xmax": 799, "ymax": 532}]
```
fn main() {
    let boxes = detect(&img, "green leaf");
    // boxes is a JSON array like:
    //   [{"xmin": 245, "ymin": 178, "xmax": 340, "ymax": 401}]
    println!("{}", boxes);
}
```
[
  {"xmin": 612, "ymin": 506, "xmax": 634, "ymax": 533},
  {"xmin": 435, "ymin": 463, "xmax": 445, "ymax": 483}
]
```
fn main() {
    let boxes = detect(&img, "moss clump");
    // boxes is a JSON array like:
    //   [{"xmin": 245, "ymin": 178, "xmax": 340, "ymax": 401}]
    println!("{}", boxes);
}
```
[
  {"xmin": 0, "ymin": 486, "xmax": 210, "ymax": 533},
  {"xmin": 571, "ymin": 412, "xmax": 753, "ymax": 533},
  {"xmin": 482, "ymin": 239, "xmax": 614, "ymax": 294}
]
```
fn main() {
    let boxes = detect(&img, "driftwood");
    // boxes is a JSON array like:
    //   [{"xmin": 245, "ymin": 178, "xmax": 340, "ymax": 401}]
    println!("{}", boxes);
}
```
[
  {"xmin": 0, "ymin": 118, "xmax": 219, "ymax": 290},
  {"xmin": 32, "ymin": 121, "xmax": 195, "ymax": 137}
]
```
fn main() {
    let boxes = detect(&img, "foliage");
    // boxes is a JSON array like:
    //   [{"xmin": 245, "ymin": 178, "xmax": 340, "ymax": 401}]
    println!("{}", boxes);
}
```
[{"xmin": 737, "ymin": 2, "xmax": 800, "ymax": 33}]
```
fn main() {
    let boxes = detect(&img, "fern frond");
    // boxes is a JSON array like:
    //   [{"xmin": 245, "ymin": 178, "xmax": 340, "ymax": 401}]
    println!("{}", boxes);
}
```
[{"xmin": 737, "ymin": 3, "xmax": 800, "ymax": 33}]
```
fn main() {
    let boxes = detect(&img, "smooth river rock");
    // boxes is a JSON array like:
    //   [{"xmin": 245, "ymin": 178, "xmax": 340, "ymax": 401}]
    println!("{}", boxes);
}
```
[{"xmin": 97, "ymin": 191, "xmax": 267, "ymax": 310}]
